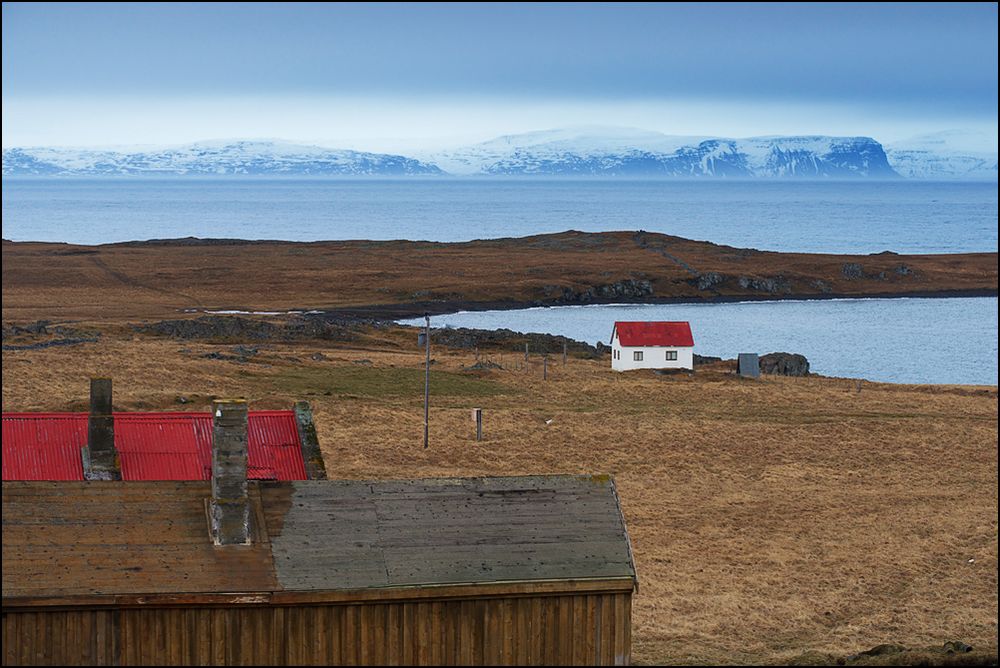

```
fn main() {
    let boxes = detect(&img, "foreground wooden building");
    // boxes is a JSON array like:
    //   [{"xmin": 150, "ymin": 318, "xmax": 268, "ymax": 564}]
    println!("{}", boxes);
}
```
[{"xmin": 3, "ymin": 462, "xmax": 637, "ymax": 665}]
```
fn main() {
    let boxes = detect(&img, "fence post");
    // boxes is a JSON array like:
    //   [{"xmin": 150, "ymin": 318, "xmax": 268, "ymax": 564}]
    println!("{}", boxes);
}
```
[{"xmin": 472, "ymin": 408, "xmax": 483, "ymax": 441}]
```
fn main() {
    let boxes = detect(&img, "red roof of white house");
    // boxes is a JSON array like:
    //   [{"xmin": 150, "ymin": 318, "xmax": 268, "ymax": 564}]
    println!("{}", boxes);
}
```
[{"xmin": 612, "ymin": 321, "xmax": 694, "ymax": 347}]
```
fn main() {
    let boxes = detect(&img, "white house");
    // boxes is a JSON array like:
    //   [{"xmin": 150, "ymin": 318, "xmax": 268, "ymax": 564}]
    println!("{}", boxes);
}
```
[{"xmin": 610, "ymin": 321, "xmax": 695, "ymax": 371}]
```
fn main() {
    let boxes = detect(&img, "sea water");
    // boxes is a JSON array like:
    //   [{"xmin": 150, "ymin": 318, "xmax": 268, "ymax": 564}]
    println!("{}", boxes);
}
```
[
  {"xmin": 403, "ymin": 298, "xmax": 999, "ymax": 386},
  {"xmin": 2, "ymin": 178, "xmax": 996, "ymax": 253}
]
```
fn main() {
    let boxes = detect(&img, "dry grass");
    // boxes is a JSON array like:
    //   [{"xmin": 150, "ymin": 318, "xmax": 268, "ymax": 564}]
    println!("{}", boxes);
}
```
[
  {"xmin": 2, "ymin": 329, "xmax": 996, "ymax": 665},
  {"xmin": 3, "ymin": 232, "xmax": 996, "ymax": 322}
]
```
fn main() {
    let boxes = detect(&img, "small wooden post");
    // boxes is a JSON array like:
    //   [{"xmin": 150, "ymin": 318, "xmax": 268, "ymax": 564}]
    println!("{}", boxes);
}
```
[
  {"xmin": 856, "ymin": 379, "xmax": 862, "ymax": 393},
  {"xmin": 563, "ymin": 342, "xmax": 567, "ymax": 366},
  {"xmin": 472, "ymin": 408, "xmax": 483, "ymax": 441},
  {"xmin": 524, "ymin": 342, "xmax": 529, "ymax": 362},
  {"xmin": 543, "ymin": 356, "xmax": 548, "ymax": 380}
]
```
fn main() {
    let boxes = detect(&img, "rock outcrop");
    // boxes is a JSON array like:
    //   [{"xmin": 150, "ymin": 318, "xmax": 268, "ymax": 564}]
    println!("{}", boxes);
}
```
[
  {"xmin": 541, "ymin": 279, "xmax": 654, "ymax": 304},
  {"xmin": 134, "ymin": 315, "xmax": 380, "ymax": 342},
  {"xmin": 431, "ymin": 326, "xmax": 603, "ymax": 358},
  {"xmin": 760, "ymin": 352, "xmax": 810, "ymax": 376}
]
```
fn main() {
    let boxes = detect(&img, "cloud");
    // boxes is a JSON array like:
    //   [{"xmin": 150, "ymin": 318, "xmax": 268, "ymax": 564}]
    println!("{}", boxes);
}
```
[{"xmin": 3, "ymin": 94, "xmax": 996, "ymax": 151}]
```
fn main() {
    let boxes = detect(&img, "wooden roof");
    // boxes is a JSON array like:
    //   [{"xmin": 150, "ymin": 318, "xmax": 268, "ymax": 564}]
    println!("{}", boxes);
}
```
[{"xmin": 2, "ymin": 476, "xmax": 636, "ymax": 607}]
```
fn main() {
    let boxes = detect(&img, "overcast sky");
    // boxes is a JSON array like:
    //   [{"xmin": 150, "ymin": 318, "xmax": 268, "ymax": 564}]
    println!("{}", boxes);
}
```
[{"xmin": 2, "ymin": 2, "xmax": 997, "ymax": 150}]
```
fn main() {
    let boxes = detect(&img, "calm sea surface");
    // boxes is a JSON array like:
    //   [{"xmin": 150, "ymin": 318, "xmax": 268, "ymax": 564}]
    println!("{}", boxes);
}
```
[
  {"xmin": 2, "ymin": 178, "xmax": 997, "ymax": 253},
  {"xmin": 402, "ymin": 298, "xmax": 999, "ymax": 386}
]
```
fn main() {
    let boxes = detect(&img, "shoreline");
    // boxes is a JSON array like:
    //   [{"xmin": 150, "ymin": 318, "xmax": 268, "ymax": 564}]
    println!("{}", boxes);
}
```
[{"xmin": 330, "ymin": 288, "xmax": 1000, "ymax": 321}]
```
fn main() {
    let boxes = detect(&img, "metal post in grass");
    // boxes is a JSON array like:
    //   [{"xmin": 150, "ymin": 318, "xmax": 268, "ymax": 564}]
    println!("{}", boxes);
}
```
[{"xmin": 423, "ymin": 313, "xmax": 430, "ymax": 449}]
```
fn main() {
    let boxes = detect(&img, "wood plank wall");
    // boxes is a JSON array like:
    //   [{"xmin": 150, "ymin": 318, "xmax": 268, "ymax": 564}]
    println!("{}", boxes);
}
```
[{"xmin": 3, "ymin": 592, "xmax": 631, "ymax": 666}]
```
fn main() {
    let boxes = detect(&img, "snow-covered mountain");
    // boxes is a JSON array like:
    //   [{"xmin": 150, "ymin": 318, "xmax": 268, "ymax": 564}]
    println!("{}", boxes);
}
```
[
  {"xmin": 5, "ymin": 128, "xmax": 995, "ymax": 179},
  {"xmin": 426, "ymin": 128, "xmax": 899, "ymax": 178},
  {"xmin": 2, "ymin": 140, "xmax": 443, "ymax": 176},
  {"xmin": 885, "ymin": 130, "xmax": 997, "ymax": 180}
]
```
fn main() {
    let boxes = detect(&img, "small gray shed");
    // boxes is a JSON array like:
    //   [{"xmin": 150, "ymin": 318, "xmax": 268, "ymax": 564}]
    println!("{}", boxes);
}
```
[{"xmin": 737, "ymin": 353, "xmax": 760, "ymax": 378}]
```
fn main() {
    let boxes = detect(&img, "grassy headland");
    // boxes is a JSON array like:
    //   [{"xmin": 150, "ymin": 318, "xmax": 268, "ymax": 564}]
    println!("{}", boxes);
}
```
[{"xmin": 2, "ymin": 230, "xmax": 996, "ymax": 322}]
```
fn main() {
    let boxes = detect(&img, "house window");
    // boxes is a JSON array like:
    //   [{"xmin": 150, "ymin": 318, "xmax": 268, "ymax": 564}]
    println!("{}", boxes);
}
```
[
  {"xmin": 665, "ymin": 350, "xmax": 678, "ymax": 361},
  {"xmin": 633, "ymin": 351, "xmax": 643, "ymax": 362}
]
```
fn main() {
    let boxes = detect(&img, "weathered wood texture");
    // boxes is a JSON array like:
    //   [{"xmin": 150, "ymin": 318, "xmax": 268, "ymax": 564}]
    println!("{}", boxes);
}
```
[
  {"xmin": 3, "ymin": 475, "xmax": 635, "ymax": 665},
  {"xmin": 3, "ymin": 476, "xmax": 634, "ymax": 600},
  {"xmin": 2, "ymin": 592, "xmax": 632, "ymax": 666},
  {"xmin": 2, "ymin": 610, "xmax": 119, "ymax": 666},
  {"xmin": 265, "ymin": 477, "xmax": 635, "ymax": 591},
  {"xmin": 2, "ymin": 482, "xmax": 278, "ymax": 599}
]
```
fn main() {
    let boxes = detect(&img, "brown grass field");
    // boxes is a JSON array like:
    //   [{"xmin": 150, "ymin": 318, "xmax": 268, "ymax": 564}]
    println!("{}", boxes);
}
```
[
  {"xmin": 2, "ymin": 232, "xmax": 996, "ymax": 322},
  {"xmin": 2, "ymin": 323, "xmax": 996, "ymax": 665}
]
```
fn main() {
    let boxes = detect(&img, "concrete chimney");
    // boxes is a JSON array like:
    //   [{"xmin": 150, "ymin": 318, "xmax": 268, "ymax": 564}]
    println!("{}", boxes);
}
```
[
  {"xmin": 210, "ymin": 399, "xmax": 250, "ymax": 546},
  {"xmin": 293, "ymin": 401, "xmax": 327, "ymax": 480},
  {"xmin": 85, "ymin": 377, "xmax": 119, "ymax": 480}
]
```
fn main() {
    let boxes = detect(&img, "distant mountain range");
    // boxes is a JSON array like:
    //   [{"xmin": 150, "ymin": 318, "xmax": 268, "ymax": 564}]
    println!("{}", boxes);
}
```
[
  {"xmin": 3, "ymin": 128, "xmax": 996, "ymax": 179},
  {"xmin": 1, "ymin": 140, "xmax": 442, "ymax": 177},
  {"xmin": 424, "ymin": 129, "xmax": 901, "ymax": 178},
  {"xmin": 884, "ymin": 130, "xmax": 998, "ymax": 180}
]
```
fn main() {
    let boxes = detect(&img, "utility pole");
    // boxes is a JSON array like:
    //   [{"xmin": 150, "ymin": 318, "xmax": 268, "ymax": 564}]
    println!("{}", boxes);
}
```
[{"xmin": 423, "ymin": 313, "xmax": 431, "ymax": 449}]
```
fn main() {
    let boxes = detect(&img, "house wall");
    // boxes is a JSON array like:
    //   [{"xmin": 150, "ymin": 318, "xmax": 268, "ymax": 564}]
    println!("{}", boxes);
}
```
[
  {"xmin": 2, "ymin": 590, "xmax": 632, "ymax": 666},
  {"xmin": 611, "ymin": 340, "xmax": 694, "ymax": 371}
]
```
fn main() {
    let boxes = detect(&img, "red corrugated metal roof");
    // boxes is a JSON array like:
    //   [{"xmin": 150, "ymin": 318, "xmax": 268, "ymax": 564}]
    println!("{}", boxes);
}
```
[
  {"xmin": 1, "ymin": 411, "xmax": 307, "ymax": 481},
  {"xmin": 612, "ymin": 321, "xmax": 694, "ymax": 347},
  {"xmin": 1, "ymin": 414, "xmax": 87, "ymax": 481}
]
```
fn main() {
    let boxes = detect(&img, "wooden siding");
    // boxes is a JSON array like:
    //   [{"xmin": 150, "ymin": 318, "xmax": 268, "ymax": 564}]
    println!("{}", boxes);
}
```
[
  {"xmin": 2, "ymin": 610, "xmax": 118, "ymax": 666},
  {"xmin": 2, "ymin": 592, "xmax": 631, "ymax": 666}
]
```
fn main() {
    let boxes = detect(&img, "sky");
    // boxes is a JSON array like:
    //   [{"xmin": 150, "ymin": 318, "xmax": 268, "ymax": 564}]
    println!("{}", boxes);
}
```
[{"xmin": 2, "ymin": 2, "xmax": 997, "ymax": 151}]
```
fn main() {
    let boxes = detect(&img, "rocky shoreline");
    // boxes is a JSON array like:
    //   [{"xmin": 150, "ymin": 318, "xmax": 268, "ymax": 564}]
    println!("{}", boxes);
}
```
[{"xmin": 321, "ymin": 287, "xmax": 998, "ymax": 321}]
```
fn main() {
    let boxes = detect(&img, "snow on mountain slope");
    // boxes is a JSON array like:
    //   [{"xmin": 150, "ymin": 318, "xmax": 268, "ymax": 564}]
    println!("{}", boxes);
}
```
[
  {"xmin": 2, "ymin": 140, "xmax": 443, "ymax": 176},
  {"xmin": 885, "ymin": 130, "xmax": 998, "ymax": 180},
  {"xmin": 6, "ymin": 129, "xmax": 994, "ymax": 179},
  {"xmin": 429, "ymin": 129, "xmax": 899, "ymax": 177},
  {"xmin": 424, "ymin": 127, "xmax": 708, "ymax": 175}
]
